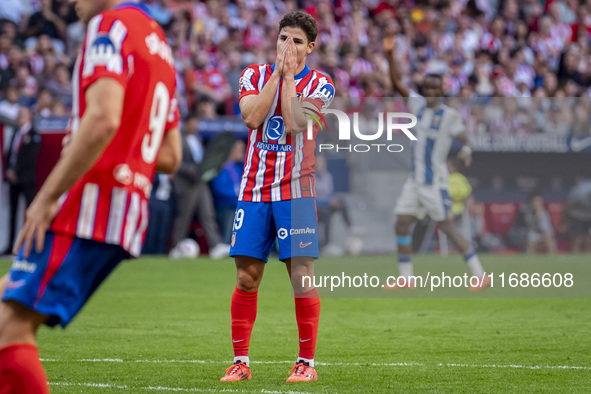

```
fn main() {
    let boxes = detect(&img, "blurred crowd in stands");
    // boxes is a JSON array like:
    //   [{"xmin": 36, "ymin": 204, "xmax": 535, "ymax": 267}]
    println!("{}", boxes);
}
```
[
  {"xmin": 1, "ymin": 0, "xmax": 591, "ymax": 256},
  {"xmin": 3, "ymin": 0, "xmax": 591, "ymax": 121}
]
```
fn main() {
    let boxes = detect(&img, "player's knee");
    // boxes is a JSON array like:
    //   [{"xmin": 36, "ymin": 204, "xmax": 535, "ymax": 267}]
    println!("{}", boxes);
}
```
[
  {"xmin": 236, "ymin": 270, "xmax": 262, "ymax": 292},
  {"xmin": 0, "ymin": 301, "xmax": 38, "ymax": 347},
  {"xmin": 437, "ymin": 219, "xmax": 454, "ymax": 235},
  {"xmin": 289, "ymin": 263, "xmax": 314, "ymax": 292},
  {"xmin": 289, "ymin": 264, "xmax": 312, "ymax": 282},
  {"xmin": 0, "ymin": 301, "xmax": 18, "ymax": 331},
  {"xmin": 395, "ymin": 220, "xmax": 411, "ymax": 235}
]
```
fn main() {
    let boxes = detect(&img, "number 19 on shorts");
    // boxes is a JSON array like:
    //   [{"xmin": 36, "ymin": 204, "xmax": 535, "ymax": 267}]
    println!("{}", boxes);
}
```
[{"xmin": 233, "ymin": 209, "xmax": 245, "ymax": 231}]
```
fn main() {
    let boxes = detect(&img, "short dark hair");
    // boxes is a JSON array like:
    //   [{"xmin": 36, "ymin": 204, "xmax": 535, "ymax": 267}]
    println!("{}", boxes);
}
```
[
  {"xmin": 183, "ymin": 113, "xmax": 198, "ymax": 123},
  {"xmin": 279, "ymin": 11, "xmax": 318, "ymax": 44},
  {"xmin": 528, "ymin": 190, "xmax": 543, "ymax": 202},
  {"xmin": 424, "ymin": 73, "xmax": 443, "ymax": 84}
]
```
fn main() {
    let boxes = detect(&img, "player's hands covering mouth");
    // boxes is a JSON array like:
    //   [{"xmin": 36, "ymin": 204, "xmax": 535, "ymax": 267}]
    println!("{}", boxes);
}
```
[
  {"xmin": 283, "ymin": 38, "xmax": 298, "ymax": 77},
  {"xmin": 274, "ymin": 37, "xmax": 298, "ymax": 78},
  {"xmin": 274, "ymin": 38, "xmax": 288, "ymax": 77}
]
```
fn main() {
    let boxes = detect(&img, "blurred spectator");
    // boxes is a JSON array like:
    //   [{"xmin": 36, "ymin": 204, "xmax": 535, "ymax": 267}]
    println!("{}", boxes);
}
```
[
  {"xmin": 145, "ymin": 0, "xmax": 173, "ymax": 26},
  {"xmin": 50, "ymin": 98, "xmax": 66, "ymax": 116},
  {"xmin": 315, "ymin": 155, "xmax": 352, "ymax": 250},
  {"xmin": 1, "ymin": 21, "xmax": 25, "ymax": 50},
  {"xmin": 184, "ymin": 51, "xmax": 231, "ymax": 114},
  {"xmin": 24, "ymin": 0, "xmax": 68, "ymax": 53},
  {"xmin": 210, "ymin": 139, "xmax": 245, "ymax": 244},
  {"xmin": 0, "ymin": 0, "xmax": 28, "ymax": 25},
  {"xmin": 143, "ymin": 173, "xmax": 175, "ymax": 255},
  {"xmin": 13, "ymin": 66, "xmax": 37, "ymax": 98},
  {"xmin": 524, "ymin": 191, "xmax": 557, "ymax": 254},
  {"xmin": 566, "ymin": 181, "xmax": 591, "ymax": 253},
  {"xmin": 466, "ymin": 196, "xmax": 487, "ymax": 252},
  {"xmin": 542, "ymin": 102, "xmax": 571, "ymax": 134},
  {"xmin": 355, "ymin": 100, "xmax": 381, "ymax": 136},
  {"xmin": 0, "ymin": 86, "xmax": 20, "ymax": 148},
  {"xmin": 0, "ymin": 85, "xmax": 19, "ymax": 123},
  {"xmin": 66, "ymin": 20, "xmax": 84, "ymax": 59},
  {"xmin": 171, "ymin": 114, "xmax": 230, "ymax": 259},
  {"xmin": 2, "ymin": 107, "xmax": 40, "ymax": 256},
  {"xmin": 570, "ymin": 103, "xmax": 591, "ymax": 136},
  {"xmin": 196, "ymin": 96, "xmax": 218, "ymax": 120},
  {"xmin": 45, "ymin": 63, "xmax": 71, "ymax": 97},
  {"xmin": 224, "ymin": 50, "xmax": 243, "ymax": 113},
  {"xmin": 4, "ymin": 0, "xmax": 591, "ymax": 120},
  {"xmin": 35, "ymin": 88, "xmax": 52, "ymax": 116},
  {"xmin": 2, "ymin": 0, "xmax": 591, "ymax": 258}
]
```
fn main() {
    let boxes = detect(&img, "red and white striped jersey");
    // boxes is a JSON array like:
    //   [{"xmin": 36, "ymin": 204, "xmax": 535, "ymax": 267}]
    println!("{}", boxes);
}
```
[
  {"xmin": 50, "ymin": 3, "xmax": 179, "ymax": 257},
  {"xmin": 238, "ymin": 63, "xmax": 335, "ymax": 202}
]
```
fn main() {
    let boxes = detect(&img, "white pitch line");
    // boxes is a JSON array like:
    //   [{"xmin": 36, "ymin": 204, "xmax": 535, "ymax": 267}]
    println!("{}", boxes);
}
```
[
  {"xmin": 51, "ymin": 382, "xmax": 128, "ymax": 389},
  {"xmin": 40, "ymin": 358, "xmax": 591, "ymax": 371},
  {"xmin": 80, "ymin": 358, "xmax": 124, "ymax": 362},
  {"xmin": 50, "ymin": 382, "xmax": 312, "ymax": 394},
  {"xmin": 441, "ymin": 363, "xmax": 591, "ymax": 370}
]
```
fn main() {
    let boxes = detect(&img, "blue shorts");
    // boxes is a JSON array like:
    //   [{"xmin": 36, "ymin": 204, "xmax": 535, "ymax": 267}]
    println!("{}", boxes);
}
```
[
  {"xmin": 229, "ymin": 198, "xmax": 319, "ymax": 262},
  {"xmin": 2, "ymin": 231, "xmax": 128, "ymax": 328}
]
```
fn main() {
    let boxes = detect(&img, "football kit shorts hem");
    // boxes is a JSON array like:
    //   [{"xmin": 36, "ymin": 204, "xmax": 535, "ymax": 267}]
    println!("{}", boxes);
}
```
[
  {"xmin": 2, "ymin": 231, "xmax": 129, "ymax": 328},
  {"xmin": 394, "ymin": 179, "xmax": 453, "ymax": 222},
  {"xmin": 229, "ymin": 198, "xmax": 319, "ymax": 262}
]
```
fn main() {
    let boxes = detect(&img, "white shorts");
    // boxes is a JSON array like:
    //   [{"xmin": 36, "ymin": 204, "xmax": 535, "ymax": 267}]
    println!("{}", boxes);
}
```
[{"xmin": 394, "ymin": 179, "xmax": 452, "ymax": 222}]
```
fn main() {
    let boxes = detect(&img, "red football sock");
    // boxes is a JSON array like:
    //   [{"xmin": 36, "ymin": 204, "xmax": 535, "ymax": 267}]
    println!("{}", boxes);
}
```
[
  {"xmin": 231, "ymin": 286, "xmax": 258, "ymax": 357},
  {"xmin": 0, "ymin": 343, "xmax": 49, "ymax": 394},
  {"xmin": 294, "ymin": 288, "xmax": 321, "ymax": 360}
]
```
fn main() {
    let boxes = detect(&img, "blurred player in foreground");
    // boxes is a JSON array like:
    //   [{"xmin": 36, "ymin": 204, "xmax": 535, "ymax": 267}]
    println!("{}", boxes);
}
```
[
  {"xmin": 220, "ymin": 11, "xmax": 334, "ymax": 383},
  {"xmin": 0, "ymin": 0, "xmax": 181, "ymax": 392},
  {"xmin": 383, "ymin": 33, "xmax": 490, "ymax": 291}
]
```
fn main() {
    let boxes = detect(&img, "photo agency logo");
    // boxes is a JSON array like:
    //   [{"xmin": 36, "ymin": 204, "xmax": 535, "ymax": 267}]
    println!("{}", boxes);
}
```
[{"xmin": 305, "ymin": 107, "xmax": 418, "ymax": 153}]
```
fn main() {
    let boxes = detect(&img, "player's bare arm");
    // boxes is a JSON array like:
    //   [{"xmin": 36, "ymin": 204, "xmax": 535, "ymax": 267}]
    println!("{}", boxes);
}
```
[
  {"xmin": 455, "ymin": 132, "xmax": 473, "ymax": 167},
  {"xmin": 239, "ymin": 41, "xmax": 287, "ymax": 129},
  {"xmin": 60, "ymin": 121, "xmax": 72, "ymax": 157},
  {"xmin": 383, "ymin": 31, "xmax": 410, "ymax": 98},
  {"xmin": 14, "ymin": 78, "xmax": 124, "ymax": 257},
  {"xmin": 155, "ymin": 127, "xmax": 182, "ymax": 173},
  {"xmin": 281, "ymin": 37, "xmax": 315, "ymax": 134}
]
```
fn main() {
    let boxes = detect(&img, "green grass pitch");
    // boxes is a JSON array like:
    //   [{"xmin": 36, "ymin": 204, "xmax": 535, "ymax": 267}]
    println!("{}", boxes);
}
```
[{"xmin": 1, "ymin": 255, "xmax": 590, "ymax": 393}]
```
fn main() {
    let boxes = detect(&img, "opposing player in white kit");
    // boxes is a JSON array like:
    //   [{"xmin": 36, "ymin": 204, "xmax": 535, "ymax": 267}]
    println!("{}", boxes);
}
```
[{"xmin": 383, "ymin": 34, "xmax": 490, "ymax": 290}]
